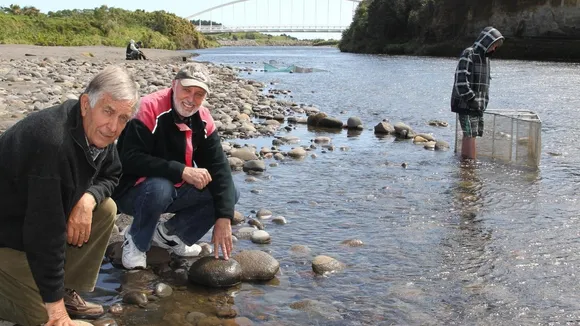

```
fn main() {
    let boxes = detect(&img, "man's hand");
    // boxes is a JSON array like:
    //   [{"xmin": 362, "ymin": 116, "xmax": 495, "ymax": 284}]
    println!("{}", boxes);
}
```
[
  {"xmin": 182, "ymin": 167, "xmax": 212, "ymax": 190},
  {"xmin": 45, "ymin": 299, "xmax": 76, "ymax": 326},
  {"xmin": 468, "ymin": 98, "xmax": 480, "ymax": 111},
  {"xmin": 212, "ymin": 218, "xmax": 233, "ymax": 260},
  {"xmin": 67, "ymin": 193, "xmax": 95, "ymax": 247}
]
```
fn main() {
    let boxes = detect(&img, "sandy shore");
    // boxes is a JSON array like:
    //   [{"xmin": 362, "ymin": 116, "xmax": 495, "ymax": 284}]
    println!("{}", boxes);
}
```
[{"xmin": 0, "ymin": 44, "xmax": 195, "ymax": 62}]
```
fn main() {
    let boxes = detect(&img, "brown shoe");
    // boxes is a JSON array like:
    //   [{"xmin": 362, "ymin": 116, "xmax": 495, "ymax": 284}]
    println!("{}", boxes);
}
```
[{"xmin": 64, "ymin": 288, "xmax": 104, "ymax": 319}]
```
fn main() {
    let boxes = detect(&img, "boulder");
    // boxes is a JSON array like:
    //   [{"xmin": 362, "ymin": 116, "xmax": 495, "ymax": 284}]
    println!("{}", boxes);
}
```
[{"xmin": 188, "ymin": 256, "xmax": 242, "ymax": 288}]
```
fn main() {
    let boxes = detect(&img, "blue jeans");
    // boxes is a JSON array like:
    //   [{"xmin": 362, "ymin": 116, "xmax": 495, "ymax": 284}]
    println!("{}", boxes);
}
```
[{"xmin": 116, "ymin": 177, "xmax": 240, "ymax": 252}]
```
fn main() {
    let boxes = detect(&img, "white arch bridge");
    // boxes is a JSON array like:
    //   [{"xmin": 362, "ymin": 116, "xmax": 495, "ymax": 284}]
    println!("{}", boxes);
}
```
[{"xmin": 186, "ymin": 0, "xmax": 362, "ymax": 34}]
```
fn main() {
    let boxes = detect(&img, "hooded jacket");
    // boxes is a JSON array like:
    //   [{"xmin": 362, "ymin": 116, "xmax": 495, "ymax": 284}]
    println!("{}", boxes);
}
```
[
  {"xmin": 0, "ymin": 100, "xmax": 121, "ymax": 303},
  {"xmin": 451, "ymin": 26, "xmax": 504, "ymax": 115}
]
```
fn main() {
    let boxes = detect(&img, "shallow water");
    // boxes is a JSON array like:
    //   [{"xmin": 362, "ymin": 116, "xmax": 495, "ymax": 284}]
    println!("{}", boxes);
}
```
[{"xmin": 96, "ymin": 46, "xmax": 580, "ymax": 325}]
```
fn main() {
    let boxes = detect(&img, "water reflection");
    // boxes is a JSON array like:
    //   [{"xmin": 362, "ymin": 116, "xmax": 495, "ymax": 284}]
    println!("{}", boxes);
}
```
[{"xmin": 437, "ymin": 162, "xmax": 495, "ymax": 323}]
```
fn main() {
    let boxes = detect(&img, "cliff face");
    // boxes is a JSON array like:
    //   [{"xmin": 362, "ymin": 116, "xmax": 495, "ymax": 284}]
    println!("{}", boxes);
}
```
[
  {"xmin": 472, "ymin": 0, "xmax": 580, "ymax": 39},
  {"xmin": 339, "ymin": 0, "xmax": 580, "ymax": 61}
]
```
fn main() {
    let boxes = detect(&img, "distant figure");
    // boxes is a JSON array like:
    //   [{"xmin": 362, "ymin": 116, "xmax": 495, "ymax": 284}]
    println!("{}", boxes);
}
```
[
  {"xmin": 0, "ymin": 66, "xmax": 139, "ymax": 325},
  {"xmin": 451, "ymin": 26, "xmax": 504, "ymax": 160},
  {"xmin": 126, "ymin": 39, "xmax": 146, "ymax": 60},
  {"xmin": 135, "ymin": 41, "xmax": 147, "ymax": 60}
]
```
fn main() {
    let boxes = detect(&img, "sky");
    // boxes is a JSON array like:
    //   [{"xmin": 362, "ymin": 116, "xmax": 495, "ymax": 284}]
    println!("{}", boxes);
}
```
[{"xmin": 1, "ymin": 0, "xmax": 360, "ymax": 39}]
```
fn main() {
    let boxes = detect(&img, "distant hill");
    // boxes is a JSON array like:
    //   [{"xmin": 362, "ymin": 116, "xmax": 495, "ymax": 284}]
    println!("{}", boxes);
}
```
[
  {"xmin": 0, "ymin": 4, "xmax": 209, "ymax": 50},
  {"xmin": 340, "ymin": 0, "xmax": 580, "ymax": 61}
]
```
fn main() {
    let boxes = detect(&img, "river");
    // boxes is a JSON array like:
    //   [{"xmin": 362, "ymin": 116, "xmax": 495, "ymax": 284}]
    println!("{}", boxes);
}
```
[{"xmin": 114, "ymin": 46, "xmax": 580, "ymax": 325}]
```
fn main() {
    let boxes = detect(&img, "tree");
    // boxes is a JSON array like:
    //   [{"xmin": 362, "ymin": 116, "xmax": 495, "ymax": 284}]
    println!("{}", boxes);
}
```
[{"xmin": 22, "ymin": 6, "xmax": 41, "ymax": 16}]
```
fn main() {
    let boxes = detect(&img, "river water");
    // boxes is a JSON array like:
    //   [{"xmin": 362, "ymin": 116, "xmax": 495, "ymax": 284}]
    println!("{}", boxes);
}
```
[{"xmin": 112, "ymin": 46, "xmax": 580, "ymax": 325}]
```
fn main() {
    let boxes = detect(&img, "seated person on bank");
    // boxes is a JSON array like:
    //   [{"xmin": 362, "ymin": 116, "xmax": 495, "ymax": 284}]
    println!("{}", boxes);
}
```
[
  {"xmin": 0, "ymin": 66, "xmax": 139, "ymax": 325},
  {"xmin": 126, "ymin": 39, "xmax": 146, "ymax": 60},
  {"xmin": 113, "ymin": 63, "xmax": 239, "ymax": 270}
]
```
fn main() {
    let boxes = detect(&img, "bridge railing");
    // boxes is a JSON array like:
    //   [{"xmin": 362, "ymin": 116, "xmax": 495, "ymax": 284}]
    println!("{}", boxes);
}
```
[{"xmin": 196, "ymin": 25, "xmax": 350, "ymax": 33}]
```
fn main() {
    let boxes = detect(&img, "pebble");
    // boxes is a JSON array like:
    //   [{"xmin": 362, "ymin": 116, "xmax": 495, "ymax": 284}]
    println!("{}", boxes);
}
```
[{"xmin": 251, "ymin": 230, "xmax": 271, "ymax": 244}]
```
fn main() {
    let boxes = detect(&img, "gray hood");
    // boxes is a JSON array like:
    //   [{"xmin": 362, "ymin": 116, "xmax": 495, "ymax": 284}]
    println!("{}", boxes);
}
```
[{"xmin": 473, "ymin": 26, "xmax": 504, "ymax": 54}]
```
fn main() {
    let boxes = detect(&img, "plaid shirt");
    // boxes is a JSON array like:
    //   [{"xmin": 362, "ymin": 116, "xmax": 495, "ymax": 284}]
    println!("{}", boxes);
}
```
[{"xmin": 451, "ymin": 27, "xmax": 504, "ymax": 116}]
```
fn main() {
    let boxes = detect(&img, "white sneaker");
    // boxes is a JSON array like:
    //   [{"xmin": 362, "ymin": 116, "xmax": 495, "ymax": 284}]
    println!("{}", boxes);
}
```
[
  {"xmin": 152, "ymin": 222, "xmax": 202, "ymax": 257},
  {"xmin": 122, "ymin": 232, "xmax": 147, "ymax": 269}
]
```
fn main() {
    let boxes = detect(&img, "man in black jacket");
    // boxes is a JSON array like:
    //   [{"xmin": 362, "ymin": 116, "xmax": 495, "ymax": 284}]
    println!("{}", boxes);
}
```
[
  {"xmin": 451, "ymin": 26, "xmax": 504, "ymax": 159},
  {"xmin": 114, "ymin": 63, "xmax": 239, "ymax": 270},
  {"xmin": 0, "ymin": 66, "xmax": 139, "ymax": 325}
]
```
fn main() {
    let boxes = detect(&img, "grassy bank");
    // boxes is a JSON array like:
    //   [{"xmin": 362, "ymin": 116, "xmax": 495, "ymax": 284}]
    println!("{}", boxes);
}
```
[{"xmin": 0, "ymin": 6, "xmax": 208, "ymax": 50}]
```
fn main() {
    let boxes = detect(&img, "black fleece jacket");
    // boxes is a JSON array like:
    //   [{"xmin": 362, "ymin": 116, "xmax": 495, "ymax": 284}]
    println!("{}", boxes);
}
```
[
  {"xmin": 0, "ymin": 100, "xmax": 121, "ymax": 303},
  {"xmin": 113, "ymin": 88, "xmax": 236, "ymax": 221}
]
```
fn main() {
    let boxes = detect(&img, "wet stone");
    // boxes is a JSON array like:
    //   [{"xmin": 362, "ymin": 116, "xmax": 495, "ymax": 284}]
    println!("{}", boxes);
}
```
[
  {"xmin": 251, "ymin": 230, "xmax": 271, "ymax": 244},
  {"xmin": 347, "ymin": 116, "xmax": 363, "ymax": 129},
  {"xmin": 256, "ymin": 208, "xmax": 272, "ymax": 219},
  {"xmin": 233, "ymin": 250, "xmax": 280, "ymax": 282},
  {"xmin": 341, "ymin": 239, "xmax": 364, "ymax": 247},
  {"xmin": 91, "ymin": 318, "xmax": 118, "ymax": 326},
  {"xmin": 234, "ymin": 226, "xmax": 257, "ymax": 240},
  {"xmin": 186, "ymin": 311, "xmax": 207, "ymax": 324},
  {"xmin": 247, "ymin": 218, "xmax": 265, "ymax": 230},
  {"xmin": 216, "ymin": 306, "xmax": 238, "ymax": 318},
  {"xmin": 188, "ymin": 256, "xmax": 243, "ymax": 288},
  {"xmin": 243, "ymin": 159, "xmax": 266, "ymax": 173},
  {"xmin": 122, "ymin": 290, "xmax": 148, "ymax": 307},
  {"xmin": 108, "ymin": 303, "xmax": 123, "ymax": 315},
  {"xmin": 154, "ymin": 282, "xmax": 173, "ymax": 298},
  {"xmin": 290, "ymin": 244, "xmax": 311, "ymax": 255},
  {"xmin": 163, "ymin": 312, "xmax": 187, "ymax": 325},
  {"xmin": 197, "ymin": 316, "xmax": 223, "ymax": 326},
  {"xmin": 288, "ymin": 147, "xmax": 307, "ymax": 158},
  {"xmin": 312, "ymin": 255, "xmax": 345, "ymax": 275},
  {"xmin": 232, "ymin": 211, "xmax": 245, "ymax": 225},
  {"xmin": 272, "ymin": 216, "xmax": 287, "ymax": 225},
  {"xmin": 147, "ymin": 294, "xmax": 160, "ymax": 302}
]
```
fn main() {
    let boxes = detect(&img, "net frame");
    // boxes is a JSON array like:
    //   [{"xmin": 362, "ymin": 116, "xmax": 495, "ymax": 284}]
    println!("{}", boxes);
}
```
[{"xmin": 455, "ymin": 109, "xmax": 542, "ymax": 168}]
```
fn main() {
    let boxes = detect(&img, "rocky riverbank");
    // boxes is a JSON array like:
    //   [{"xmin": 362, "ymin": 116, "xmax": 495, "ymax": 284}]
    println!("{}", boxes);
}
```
[
  {"xmin": 0, "ymin": 44, "xmax": 452, "ymax": 326},
  {"xmin": 0, "ymin": 44, "xmax": 356, "ymax": 326}
]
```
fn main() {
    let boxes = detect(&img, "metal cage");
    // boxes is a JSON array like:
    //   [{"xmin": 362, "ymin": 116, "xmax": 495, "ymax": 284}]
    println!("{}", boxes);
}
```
[{"xmin": 455, "ymin": 109, "xmax": 541, "ymax": 168}]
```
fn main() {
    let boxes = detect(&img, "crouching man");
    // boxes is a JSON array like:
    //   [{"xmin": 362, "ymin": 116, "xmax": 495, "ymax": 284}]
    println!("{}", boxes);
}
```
[{"xmin": 0, "ymin": 66, "xmax": 139, "ymax": 325}]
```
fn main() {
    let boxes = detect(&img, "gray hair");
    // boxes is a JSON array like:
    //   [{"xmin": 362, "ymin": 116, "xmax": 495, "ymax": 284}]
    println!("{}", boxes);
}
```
[{"xmin": 84, "ymin": 65, "xmax": 140, "ymax": 114}]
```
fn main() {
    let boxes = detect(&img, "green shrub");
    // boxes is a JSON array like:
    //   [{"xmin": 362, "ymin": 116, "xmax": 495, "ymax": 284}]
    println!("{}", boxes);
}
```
[{"xmin": 0, "ymin": 6, "xmax": 209, "ymax": 50}]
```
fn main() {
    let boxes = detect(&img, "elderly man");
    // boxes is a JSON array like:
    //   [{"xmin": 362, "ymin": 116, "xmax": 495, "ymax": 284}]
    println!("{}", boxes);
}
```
[
  {"xmin": 0, "ymin": 66, "xmax": 139, "ymax": 326},
  {"xmin": 114, "ymin": 63, "xmax": 239, "ymax": 270}
]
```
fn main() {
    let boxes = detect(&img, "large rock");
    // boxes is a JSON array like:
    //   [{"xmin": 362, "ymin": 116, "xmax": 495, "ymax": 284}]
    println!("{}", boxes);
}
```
[
  {"xmin": 374, "ymin": 121, "xmax": 395, "ymax": 134},
  {"xmin": 307, "ymin": 113, "xmax": 343, "ymax": 129},
  {"xmin": 233, "ymin": 250, "xmax": 280, "ymax": 281},
  {"xmin": 243, "ymin": 159, "xmax": 266, "ymax": 173},
  {"xmin": 318, "ymin": 117, "xmax": 344, "ymax": 129},
  {"xmin": 188, "ymin": 256, "xmax": 242, "ymax": 288},
  {"xmin": 346, "ymin": 116, "xmax": 363, "ymax": 130},
  {"xmin": 288, "ymin": 147, "xmax": 307, "ymax": 159},
  {"xmin": 228, "ymin": 157, "xmax": 244, "ymax": 171},
  {"xmin": 307, "ymin": 112, "xmax": 328, "ymax": 126},
  {"xmin": 230, "ymin": 148, "xmax": 258, "ymax": 161},
  {"xmin": 393, "ymin": 122, "xmax": 415, "ymax": 139},
  {"xmin": 311, "ymin": 255, "xmax": 345, "ymax": 275}
]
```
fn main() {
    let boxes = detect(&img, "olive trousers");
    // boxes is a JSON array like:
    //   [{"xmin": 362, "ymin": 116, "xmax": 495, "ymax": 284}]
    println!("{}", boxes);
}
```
[{"xmin": 0, "ymin": 198, "xmax": 116, "ymax": 326}]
